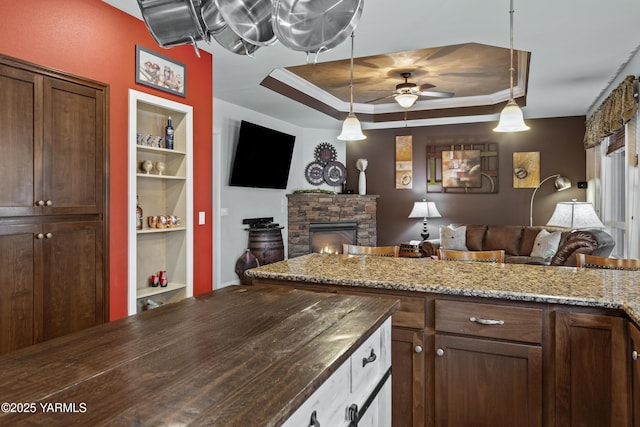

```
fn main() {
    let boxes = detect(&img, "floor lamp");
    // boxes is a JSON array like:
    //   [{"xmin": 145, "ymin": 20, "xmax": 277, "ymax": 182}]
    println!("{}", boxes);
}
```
[{"xmin": 529, "ymin": 174, "xmax": 572, "ymax": 226}]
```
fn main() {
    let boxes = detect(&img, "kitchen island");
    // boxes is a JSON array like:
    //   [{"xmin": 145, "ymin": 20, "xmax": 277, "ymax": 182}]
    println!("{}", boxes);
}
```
[
  {"xmin": 0, "ymin": 285, "xmax": 398, "ymax": 426},
  {"xmin": 248, "ymin": 254, "xmax": 640, "ymax": 427}
]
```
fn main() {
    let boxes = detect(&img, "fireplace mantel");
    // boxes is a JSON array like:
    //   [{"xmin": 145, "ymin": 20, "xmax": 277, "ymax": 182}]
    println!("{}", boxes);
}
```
[{"xmin": 287, "ymin": 193, "xmax": 378, "ymax": 258}]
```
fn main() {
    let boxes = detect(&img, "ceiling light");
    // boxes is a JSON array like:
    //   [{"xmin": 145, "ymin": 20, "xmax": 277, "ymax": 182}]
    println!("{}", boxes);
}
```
[
  {"xmin": 395, "ymin": 93, "xmax": 419, "ymax": 109},
  {"xmin": 494, "ymin": 0, "xmax": 529, "ymax": 133},
  {"xmin": 337, "ymin": 33, "xmax": 366, "ymax": 141}
]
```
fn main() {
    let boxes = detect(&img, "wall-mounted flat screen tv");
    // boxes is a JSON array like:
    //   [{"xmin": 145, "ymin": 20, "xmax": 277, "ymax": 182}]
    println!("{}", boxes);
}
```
[{"xmin": 229, "ymin": 120, "xmax": 296, "ymax": 190}]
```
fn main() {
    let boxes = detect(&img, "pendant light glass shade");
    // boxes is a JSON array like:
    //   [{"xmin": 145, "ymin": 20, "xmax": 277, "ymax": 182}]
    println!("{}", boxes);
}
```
[
  {"xmin": 493, "ymin": 0, "xmax": 529, "ymax": 133},
  {"xmin": 337, "ymin": 112, "xmax": 366, "ymax": 140},
  {"xmin": 494, "ymin": 100, "xmax": 530, "ymax": 132},
  {"xmin": 337, "ymin": 32, "xmax": 366, "ymax": 141}
]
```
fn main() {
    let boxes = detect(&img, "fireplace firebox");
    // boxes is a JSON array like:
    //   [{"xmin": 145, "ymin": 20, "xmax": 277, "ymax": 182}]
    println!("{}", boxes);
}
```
[{"xmin": 309, "ymin": 222, "xmax": 357, "ymax": 254}]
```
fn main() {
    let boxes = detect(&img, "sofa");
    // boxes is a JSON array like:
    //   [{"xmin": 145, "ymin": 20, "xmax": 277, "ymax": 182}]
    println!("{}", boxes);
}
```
[{"xmin": 423, "ymin": 225, "xmax": 615, "ymax": 266}]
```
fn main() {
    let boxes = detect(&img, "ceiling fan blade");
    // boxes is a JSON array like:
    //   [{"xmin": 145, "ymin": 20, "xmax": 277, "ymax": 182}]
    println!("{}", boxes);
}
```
[
  {"xmin": 365, "ymin": 94, "xmax": 395, "ymax": 103},
  {"xmin": 417, "ymin": 83, "xmax": 436, "ymax": 91},
  {"xmin": 419, "ymin": 90, "xmax": 455, "ymax": 98}
]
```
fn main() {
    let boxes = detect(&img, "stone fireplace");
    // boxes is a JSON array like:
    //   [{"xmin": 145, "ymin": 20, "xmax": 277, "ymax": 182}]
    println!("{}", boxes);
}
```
[{"xmin": 287, "ymin": 193, "xmax": 378, "ymax": 258}]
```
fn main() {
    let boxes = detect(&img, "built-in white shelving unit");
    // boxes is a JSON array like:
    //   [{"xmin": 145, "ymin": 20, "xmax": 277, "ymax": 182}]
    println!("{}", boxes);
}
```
[{"xmin": 128, "ymin": 89, "xmax": 193, "ymax": 315}]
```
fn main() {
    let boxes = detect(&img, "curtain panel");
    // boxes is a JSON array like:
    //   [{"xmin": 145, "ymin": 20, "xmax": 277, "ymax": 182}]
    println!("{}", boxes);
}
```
[{"xmin": 584, "ymin": 75, "xmax": 638, "ymax": 149}]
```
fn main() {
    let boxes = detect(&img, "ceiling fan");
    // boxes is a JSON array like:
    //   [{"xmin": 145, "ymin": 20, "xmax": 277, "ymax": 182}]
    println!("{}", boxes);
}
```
[{"xmin": 367, "ymin": 72, "xmax": 455, "ymax": 109}]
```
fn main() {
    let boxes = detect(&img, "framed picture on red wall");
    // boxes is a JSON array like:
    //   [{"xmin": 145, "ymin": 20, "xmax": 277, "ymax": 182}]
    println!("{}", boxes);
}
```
[{"xmin": 135, "ymin": 45, "xmax": 186, "ymax": 97}]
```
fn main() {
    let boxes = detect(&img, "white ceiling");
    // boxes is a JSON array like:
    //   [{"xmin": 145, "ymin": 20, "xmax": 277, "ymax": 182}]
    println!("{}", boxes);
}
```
[{"xmin": 106, "ymin": 0, "xmax": 640, "ymax": 129}]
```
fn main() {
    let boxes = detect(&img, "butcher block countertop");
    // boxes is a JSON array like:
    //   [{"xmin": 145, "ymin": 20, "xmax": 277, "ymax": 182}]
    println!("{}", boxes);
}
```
[
  {"xmin": 0, "ymin": 285, "xmax": 398, "ymax": 426},
  {"xmin": 246, "ymin": 253, "xmax": 640, "ymax": 324}
]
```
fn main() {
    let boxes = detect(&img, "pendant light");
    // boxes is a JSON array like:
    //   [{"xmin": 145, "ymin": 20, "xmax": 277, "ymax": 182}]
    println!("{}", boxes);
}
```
[
  {"xmin": 494, "ymin": 0, "xmax": 529, "ymax": 132},
  {"xmin": 337, "ymin": 32, "xmax": 366, "ymax": 141}
]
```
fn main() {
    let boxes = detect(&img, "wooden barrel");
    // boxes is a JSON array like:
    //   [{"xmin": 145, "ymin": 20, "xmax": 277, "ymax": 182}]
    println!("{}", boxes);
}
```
[
  {"xmin": 399, "ymin": 242, "xmax": 423, "ymax": 258},
  {"xmin": 248, "ymin": 228, "xmax": 285, "ymax": 265}
]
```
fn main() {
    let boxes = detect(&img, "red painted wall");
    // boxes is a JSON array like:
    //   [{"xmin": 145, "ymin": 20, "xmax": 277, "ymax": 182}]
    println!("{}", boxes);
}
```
[{"xmin": 0, "ymin": 0, "xmax": 213, "ymax": 320}]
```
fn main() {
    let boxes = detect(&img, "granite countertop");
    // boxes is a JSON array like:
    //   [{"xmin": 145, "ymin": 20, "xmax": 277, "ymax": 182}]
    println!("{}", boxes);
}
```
[{"xmin": 247, "ymin": 253, "xmax": 640, "ymax": 324}]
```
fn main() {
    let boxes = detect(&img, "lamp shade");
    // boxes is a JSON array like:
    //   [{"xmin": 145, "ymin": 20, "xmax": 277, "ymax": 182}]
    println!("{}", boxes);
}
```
[
  {"xmin": 408, "ymin": 201, "xmax": 442, "ymax": 219},
  {"xmin": 545, "ymin": 201, "xmax": 605, "ymax": 229},
  {"xmin": 493, "ymin": 100, "xmax": 530, "ymax": 132},
  {"xmin": 337, "ymin": 113, "xmax": 366, "ymax": 141},
  {"xmin": 395, "ymin": 93, "xmax": 418, "ymax": 109}
]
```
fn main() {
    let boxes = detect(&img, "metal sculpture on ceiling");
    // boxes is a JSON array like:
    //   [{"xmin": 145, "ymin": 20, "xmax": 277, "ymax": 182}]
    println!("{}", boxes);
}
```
[{"xmin": 136, "ymin": 0, "xmax": 364, "ymax": 60}]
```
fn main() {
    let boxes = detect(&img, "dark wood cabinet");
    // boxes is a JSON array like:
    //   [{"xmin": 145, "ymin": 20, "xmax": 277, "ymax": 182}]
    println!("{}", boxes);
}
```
[
  {"xmin": 555, "ymin": 310, "xmax": 629, "ymax": 427},
  {"xmin": 434, "ymin": 334, "xmax": 542, "ymax": 427},
  {"xmin": 0, "ymin": 62, "xmax": 104, "ymax": 217},
  {"xmin": 0, "ymin": 55, "xmax": 108, "ymax": 355},
  {"xmin": 631, "ymin": 322, "xmax": 640, "ymax": 427},
  {"xmin": 433, "ymin": 299, "xmax": 543, "ymax": 427},
  {"xmin": 392, "ymin": 328, "xmax": 427, "ymax": 427},
  {"xmin": 0, "ymin": 220, "xmax": 105, "ymax": 353}
]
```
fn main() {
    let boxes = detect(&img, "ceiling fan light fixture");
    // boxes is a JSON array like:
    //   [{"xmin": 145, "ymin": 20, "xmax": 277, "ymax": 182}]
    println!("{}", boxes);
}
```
[
  {"xmin": 493, "ymin": 0, "xmax": 530, "ymax": 133},
  {"xmin": 494, "ymin": 99, "xmax": 530, "ymax": 132},
  {"xmin": 394, "ymin": 93, "xmax": 419, "ymax": 109},
  {"xmin": 337, "ymin": 112, "xmax": 366, "ymax": 140}
]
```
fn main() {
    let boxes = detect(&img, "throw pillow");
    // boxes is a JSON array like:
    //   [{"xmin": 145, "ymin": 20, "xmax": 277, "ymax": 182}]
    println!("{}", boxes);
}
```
[
  {"xmin": 440, "ymin": 225, "xmax": 468, "ymax": 251},
  {"xmin": 530, "ymin": 229, "xmax": 562, "ymax": 258}
]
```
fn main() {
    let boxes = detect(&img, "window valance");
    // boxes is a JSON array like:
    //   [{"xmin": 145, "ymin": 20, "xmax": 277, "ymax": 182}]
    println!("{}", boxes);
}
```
[{"xmin": 584, "ymin": 75, "xmax": 637, "ymax": 149}]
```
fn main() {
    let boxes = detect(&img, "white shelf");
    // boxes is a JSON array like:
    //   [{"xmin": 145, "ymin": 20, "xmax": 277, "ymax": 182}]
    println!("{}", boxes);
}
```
[
  {"xmin": 136, "ymin": 145, "xmax": 187, "ymax": 156},
  {"xmin": 137, "ymin": 282, "xmax": 187, "ymax": 299},
  {"xmin": 137, "ymin": 226, "xmax": 187, "ymax": 235},
  {"xmin": 136, "ymin": 173, "xmax": 187, "ymax": 180},
  {"xmin": 128, "ymin": 89, "xmax": 193, "ymax": 315}
]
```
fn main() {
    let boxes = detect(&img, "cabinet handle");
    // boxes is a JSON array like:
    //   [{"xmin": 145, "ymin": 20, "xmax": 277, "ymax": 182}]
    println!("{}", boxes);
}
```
[
  {"xmin": 309, "ymin": 410, "xmax": 320, "ymax": 427},
  {"xmin": 45, "ymin": 232, "xmax": 53, "ymax": 239},
  {"xmin": 35, "ymin": 233, "xmax": 44, "ymax": 240},
  {"xmin": 469, "ymin": 316, "xmax": 505, "ymax": 326},
  {"xmin": 436, "ymin": 348, "xmax": 445, "ymax": 357},
  {"xmin": 347, "ymin": 404, "xmax": 359, "ymax": 426},
  {"xmin": 414, "ymin": 345, "xmax": 423, "ymax": 353},
  {"xmin": 362, "ymin": 348, "xmax": 377, "ymax": 367},
  {"xmin": 633, "ymin": 350, "xmax": 638, "ymax": 361},
  {"xmin": 45, "ymin": 200, "xmax": 53, "ymax": 206},
  {"xmin": 36, "ymin": 200, "xmax": 45, "ymax": 206}
]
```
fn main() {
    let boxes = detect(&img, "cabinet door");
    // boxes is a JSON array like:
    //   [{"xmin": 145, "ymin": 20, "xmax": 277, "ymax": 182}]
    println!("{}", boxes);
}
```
[
  {"xmin": 631, "ymin": 322, "xmax": 640, "ymax": 427},
  {"xmin": 392, "ymin": 328, "xmax": 426, "ymax": 427},
  {"xmin": 0, "ymin": 223, "xmax": 40, "ymax": 354},
  {"xmin": 36, "ymin": 220, "xmax": 105, "ymax": 342},
  {"xmin": 42, "ymin": 77, "xmax": 104, "ymax": 215},
  {"xmin": 0, "ymin": 64, "xmax": 42, "ymax": 217},
  {"xmin": 434, "ymin": 334, "xmax": 542, "ymax": 427},
  {"xmin": 555, "ymin": 311, "xmax": 629, "ymax": 427}
]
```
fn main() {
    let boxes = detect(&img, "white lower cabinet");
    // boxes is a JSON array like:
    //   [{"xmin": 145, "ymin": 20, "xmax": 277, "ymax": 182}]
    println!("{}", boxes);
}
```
[{"xmin": 283, "ymin": 318, "xmax": 392, "ymax": 426}]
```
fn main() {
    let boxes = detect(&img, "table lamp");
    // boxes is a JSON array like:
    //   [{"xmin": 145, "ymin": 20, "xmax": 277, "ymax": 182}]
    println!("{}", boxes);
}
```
[{"xmin": 408, "ymin": 200, "xmax": 442, "ymax": 240}]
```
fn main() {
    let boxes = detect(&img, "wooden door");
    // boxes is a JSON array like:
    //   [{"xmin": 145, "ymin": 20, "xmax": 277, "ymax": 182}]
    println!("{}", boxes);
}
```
[
  {"xmin": 434, "ymin": 334, "xmax": 542, "ymax": 427},
  {"xmin": 392, "ymin": 328, "xmax": 426, "ymax": 427},
  {"xmin": 631, "ymin": 322, "xmax": 640, "ymax": 427},
  {"xmin": 555, "ymin": 311, "xmax": 629, "ymax": 427},
  {"xmin": 0, "ymin": 223, "xmax": 40, "ymax": 354},
  {"xmin": 42, "ymin": 77, "xmax": 104, "ymax": 215},
  {"xmin": 0, "ymin": 64, "xmax": 42, "ymax": 217},
  {"xmin": 37, "ymin": 220, "xmax": 105, "ymax": 342}
]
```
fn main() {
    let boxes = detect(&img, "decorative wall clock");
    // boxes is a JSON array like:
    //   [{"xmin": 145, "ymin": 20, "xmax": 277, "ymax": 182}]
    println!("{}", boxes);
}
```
[
  {"xmin": 323, "ymin": 161, "xmax": 347, "ymax": 186},
  {"xmin": 304, "ymin": 161, "xmax": 326, "ymax": 185},
  {"xmin": 314, "ymin": 142, "xmax": 337, "ymax": 164}
]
